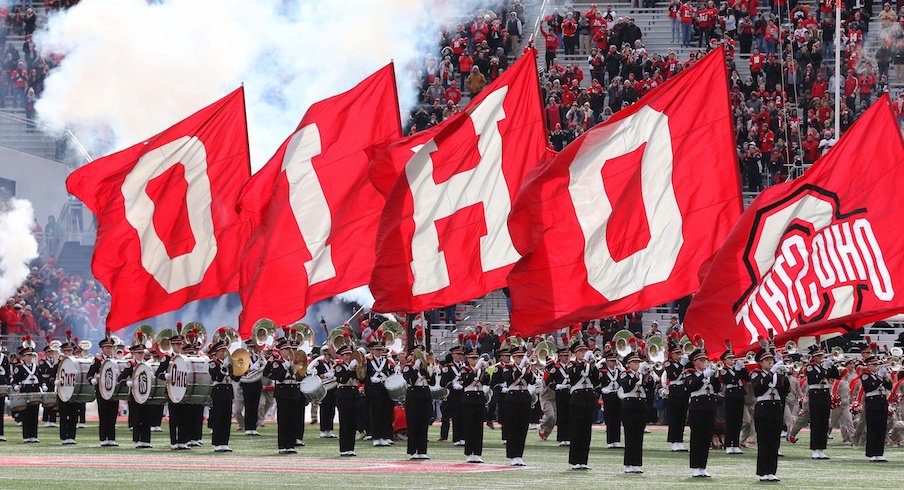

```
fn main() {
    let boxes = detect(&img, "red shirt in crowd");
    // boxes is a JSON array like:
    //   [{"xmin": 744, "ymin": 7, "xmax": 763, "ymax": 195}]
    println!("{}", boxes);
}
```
[
  {"xmin": 444, "ymin": 86, "xmax": 462, "ymax": 105},
  {"xmin": 679, "ymin": 4, "xmax": 695, "ymax": 24}
]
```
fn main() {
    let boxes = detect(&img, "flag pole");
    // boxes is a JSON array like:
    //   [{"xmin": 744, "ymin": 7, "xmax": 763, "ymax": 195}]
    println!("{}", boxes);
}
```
[{"xmin": 834, "ymin": 0, "xmax": 841, "ymax": 138}]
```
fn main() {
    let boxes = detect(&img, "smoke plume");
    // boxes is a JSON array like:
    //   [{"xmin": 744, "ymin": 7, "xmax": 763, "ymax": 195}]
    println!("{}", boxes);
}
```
[{"xmin": 0, "ymin": 198, "xmax": 40, "ymax": 299}]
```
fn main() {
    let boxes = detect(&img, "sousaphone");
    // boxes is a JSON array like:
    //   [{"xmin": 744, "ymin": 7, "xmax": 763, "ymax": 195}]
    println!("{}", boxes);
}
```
[
  {"xmin": 133, "ymin": 325, "xmax": 155, "ymax": 349},
  {"xmin": 185, "ymin": 322, "xmax": 206, "ymax": 346},
  {"xmin": 613, "ymin": 330, "xmax": 634, "ymax": 358},
  {"xmin": 293, "ymin": 323, "xmax": 315, "ymax": 354},
  {"xmin": 253, "ymin": 318, "xmax": 277, "ymax": 348},
  {"xmin": 155, "ymin": 329, "xmax": 176, "ymax": 354},
  {"xmin": 379, "ymin": 320, "xmax": 404, "ymax": 355},
  {"xmin": 533, "ymin": 340, "xmax": 557, "ymax": 363},
  {"xmin": 647, "ymin": 334, "xmax": 666, "ymax": 363}
]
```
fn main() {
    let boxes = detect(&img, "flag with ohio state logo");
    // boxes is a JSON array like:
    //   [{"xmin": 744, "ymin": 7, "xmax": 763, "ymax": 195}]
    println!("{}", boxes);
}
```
[
  {"xmin": 686, "ymin": 95, "xmax": 904, "ymax": 356},
  {"xmin": 66, "ymin": 88, "xmax": 251, "ymax": 330},
  {"xmin": 507, "ymin": 47, "xmax": 741, "ymax": 337},
  {"xmin": 369, "ymin": 52, "xmax": 551, "ymax": 313},
  {"xmin": 237, "ymin": 65, "xmax": 401, "ymax": 336}
]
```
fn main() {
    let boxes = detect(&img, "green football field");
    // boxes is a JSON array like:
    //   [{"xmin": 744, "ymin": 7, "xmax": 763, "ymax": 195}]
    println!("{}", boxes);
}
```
[{"xmin": 0, "ymin": 419, "xmax": 900, "ymax": 489}]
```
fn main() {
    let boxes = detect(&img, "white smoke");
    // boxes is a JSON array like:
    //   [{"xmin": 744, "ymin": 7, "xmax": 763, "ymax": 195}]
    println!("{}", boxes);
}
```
[
  {"xmin": 336, "ymin": 285, "xmax": 375, "ymax": 308},
  {"xmin": 0, "ymin": 198, "xmax": 40, "ymax": 299},
  {"xmin": 34, "ymin": 0, "xmax": 486, "ymax": 169}
]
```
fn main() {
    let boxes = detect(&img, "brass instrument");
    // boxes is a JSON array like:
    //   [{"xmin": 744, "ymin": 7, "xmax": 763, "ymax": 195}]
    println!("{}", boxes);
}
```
[
  {"xmin": 379, "ymin": 320, "xmax": 405, "ymax": 355},
  {"xmin": 185, "ymin": 322, "xmax": 206, "ymax": 346},
  {"xmin": 328, "ymin": 325, "xmax": 358, "ymax": 351},
  {"xmin": 353, "ymin": 348, "xmax": 367, "ymax": 379},
  {"xmin": 293, "ymin": 350, "xmax": 309, "ymax": 378},
  {"xmin": 132, "ymin": 325, "xmax": 155, "ymax": 348},
  {"xmin": 745, "ymin": 351, "xmax": 757, "ymax": 364},
  {"xmin": 653, "ymin": 360, "xmax": 664, "ymax": 371},
  {"xmin": 253, "ymin": 318, "xmax": 277, "ymax": 348},
  {"xmin": 534, "ymin": 340, "xmax": 557, "ymax": 363},
  {"xmin": 680, "ymin": 334, "xmax": 696, "ymax": 355},
  {"xmin": 156, "ymin": 328, "xmax": 176, "ymax": 353},
  {"xmin": 614, "ymin": 330, "xmax": 634, "ymax": 358},
  {"xmin": 292, "ymin": 323, "xmax": 315, "ymax": 354},
  {"xmin": 412, "ymin": 347, "xmax": 433, "ymax": 376},
  {"xmin": 647, "ymin": 334, "xmax": 666, "ymax": 363},
  {"xmin": 784, "ymin": 340, "xmax": 798, "ymax": 355},
  {"xmin": 792, "ymin": 361, "xmax": 804, "ymax": 372},
  {"xmin": 78, "ymin": 339, "xmax": 92, "ymax": 352},
  {"xmin": 830, "ymin": 346, "xmax": 845, "ymax": 363},
  {"xmin": 714, "ymin": 361, "xmax": 724, "ymax": 370},
  {"xmin": 48, "ymin": 339, "xmax": 62, "ymax": 351}
]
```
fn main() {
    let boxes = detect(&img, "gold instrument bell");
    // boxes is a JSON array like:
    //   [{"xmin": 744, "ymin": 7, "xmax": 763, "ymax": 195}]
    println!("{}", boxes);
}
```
[{"xmin": 293, "ymin": 350, "xmax": 309, "ymax": 378}]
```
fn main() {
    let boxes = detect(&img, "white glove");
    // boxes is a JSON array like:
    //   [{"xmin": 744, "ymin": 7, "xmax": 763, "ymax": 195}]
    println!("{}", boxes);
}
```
[
  {"xmin": 601, "ymin": 387, "xmax": 612, "ymax": 394},
  {"xmin": 475, "ymin": 359, "xmax": 486, "ymax": 370},
  {"xmin": 90, "ymin": 378, "xmax": 98, "ymax": 385},
  {"xmin": 54, "ymin": 379, "xmax": 61, "ymax": 387},
  {"xmin": 164, "ymin": 373, "xmax": 171, "ymax": 381},
  {"xmin": 452, "ymin": 382, "xmax": 463, "ymax": 390},
  {"xmin": 822, "ymin": 359, "xmax": 833, "ymax": 369},
  {"xmin": 126, "ymin": 380, "xmax": 133, "ymax": 388},
  {"xmin": 639, "ymin": 362, "xmax": 649, "ymax": 372},
  {"xmin": 413, "ymin": 359, "xmax": 421, "ymax": 370},
  {"xmin": 774, "ymin": 352, "xmax": 783, "ymax": 364},
  {"xmin": 13, "ymin": 384, "xmax": 20, "ymax": 392},
  {"xmin": 555, "ymin": 383, "xmax": 569, "ymax": 390},
  {"xmin": 370, "ymin": 375, "xmax": 382, "ymax": 383},
  {"xmin": 583, "ymin": 351, "xmax": 593, "ymax": 362},
  {"xmin": 501, "ymin": 386, "xmax": 510, "ymax": 394},
  {"xmin": 348, "ymin": 360, "xmax": 358, "ymax": 369},
  {"xmin": 679, "ymin": 355, "xmax": 689, "ymax": 366},
  {"xmin": 879, "ymin": 367, "xmax": 889, "ymax": 378},
  {"xmin": 703, "ymin": 367, "xmax": 714, "ymax": 378},
  {"xmin": 734, "ymin": 359, "xmax": 745, "ymax": 371},
  {"xmin": 770, "ymin": 362, "xmax": 784, "ymax": 374}
]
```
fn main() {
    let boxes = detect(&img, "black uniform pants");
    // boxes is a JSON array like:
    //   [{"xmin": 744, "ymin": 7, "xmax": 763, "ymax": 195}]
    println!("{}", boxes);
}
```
[
  {"xmin": 192, "ymin": 404, "xmax": 205, "ymax": 442},
  {"xmin": 210, "ymin": 386, "xmax": 232, "ymax": 446},
  {"xmin": 20, "ymin": 403, "xmax": 39, "ymax": 439},
  {"xmin": 406, "ymin": 393, "xmax": 432, "ymax": 455},
  {"xmin": 555, "ymin": 391, "xmax": 571, "ymax": 442},
  {"xmin": 0, "ymin": 396, "xmax": 5, "ymax": 436},
  {"xmin": 356, "ymin": 395, "xmax": 370, "ymax": 433},
  {"xmin": 240, "ymin": 381, "xmax": 262, "ymax": 430},
  {"xmin": 603, "ymin": 392, "xmax": 621, "ymax": 444},
  {"xmin": 336, "ymin": 388, "xmax": 359, "ymax": 452},
  {"xmin": 754, "ymin": 404, "xmax": 783, "ymax": 476},
  {"xmin": 462, "ymin": 396, "xmax": 486, "ymax": 456},
  {"xmin": 320, "ymin": 389, "xmax": 336, "ymax": 432},
  {"xmin": 865, "ymin": 398, "xmax": 888, "ymax": 457},
  {"xmin": 368, "ymin": 387, "xmax": 394, "ymax": 440},
  {"xmin": 42, "ymin": 405, "xmax": 57, "ymax": 422},
  {"xmin": 152, "ymin": 404, "xmax": 164, "ymax": 427},
  {"xmin": 688, "ymin": 409, "xmax": 715, "ymax": 469},
  {"xmin": 59, "ymin": 400, "xmax": 78, "ymax": 441},
  {"xmin": 503, "ymin": 397, "xmax": 530, "ymax": 458},
  {"xmin": 497, "ymin": 392, "xmax": 508, "ymax": 441},
  {"xmin": 276, "ymin": 395, "xmax": 300, "ymax": 450},
  {"xmin": 568, "ymin": 403, "xmax": 597, "ymax": 465},
  {"xmin": 667, "ymin": 391, "xmax": 689, "ymax": 442},
  {"xmin": 295, "ymin": 398, "xmax": 307, "ymax": 442},
  {"xmin": 724, "ymin": 396, "xmax": 744, "ymax": 448},
  {"xmin": 622, "ymin": 400, "xmax": 647, "ymax": 467},
  {"xmin": 130, "ymin": 398, "xmax": 151, "ymax": 444},
  {"xmin": 440, "ymin": 390, "xmax": 462, "ymax": 441},
  {"xmin": 809, "ymin": 399, "xmax": 830, "ymax": 450},
  {"xmin": 96, "ymin": 397, "xmax": 118, "ymax": 441},
  {"xmin": 168, "ymin": 402, "xmax": 189, "ymax": 445}
]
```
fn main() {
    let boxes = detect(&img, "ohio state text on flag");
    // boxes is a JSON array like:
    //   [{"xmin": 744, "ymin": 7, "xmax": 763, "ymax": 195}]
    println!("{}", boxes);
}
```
[
  {"xmin": 507, "ymin": 47, "xmax": 741, "ymax": 337},
  {"xmin": 237, "ymin": 65, "xmax": 401, "ymax": 335},
  {"xmin": 66, "ymin": 88, "xmax": 251, "ymax": 329},
  {"xmin": 685, "ymin": 96, "xmax": 904, "ymax": 356},
  {"xmin": 369, "ymin": 53, "xmax": 550, "ymax": 312}
]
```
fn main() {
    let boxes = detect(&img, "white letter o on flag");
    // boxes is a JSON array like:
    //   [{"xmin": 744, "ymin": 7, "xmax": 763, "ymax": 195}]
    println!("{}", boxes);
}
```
[
  {"xmin": 568, "ymin": 105, "xmax": 682, "ymax": 300},
  {"xmin": 122, "ymin": 136, "xmax": 217, "ymax": 293}
]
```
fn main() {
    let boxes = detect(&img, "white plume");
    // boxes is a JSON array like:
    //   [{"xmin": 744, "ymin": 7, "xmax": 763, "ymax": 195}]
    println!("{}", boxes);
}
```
[{"xmin": 0, "ymin": 198, "xmax": 40, "ymax": 299}]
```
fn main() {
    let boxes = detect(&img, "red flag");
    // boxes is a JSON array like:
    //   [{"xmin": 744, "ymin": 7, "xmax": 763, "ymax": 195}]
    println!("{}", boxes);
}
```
[
  {"xmin": 369, "ymin": 53, "xmax": 550, "ymax": 313},
  {"xmin": 685, "ymin": 95, "xmax": 904, "ymax": 356},
  {"xmin": 66, "ymin": 88, "xmax": 251, "ymax": 330},
  {"xmin": 237, "ymin": 65, "xmax": 401, "ymax": 335},
  {"xmin": 507, "ymin": 48, "xmax": 741, "ymax": 338}
]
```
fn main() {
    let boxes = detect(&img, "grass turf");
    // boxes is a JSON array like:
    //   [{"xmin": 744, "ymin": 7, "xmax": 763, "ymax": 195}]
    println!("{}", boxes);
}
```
[{"xmin": 0, "ymin": 419, "xmax": 900, "ymax": 489}]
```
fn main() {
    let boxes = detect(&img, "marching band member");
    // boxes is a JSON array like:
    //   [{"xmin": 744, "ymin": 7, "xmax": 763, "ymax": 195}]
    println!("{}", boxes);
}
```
[
  {"xmin": 183, "ymin": 329, "xmax": 205, "ymax": 447},
  {"xmin": 566, "ymin": 342, "xmax": 600, "ymax": 470},
  {"xmin": 208, "ymin": 333, "xmax": 239, "ymax": 452},
  {"xmin": 403, "ymin": 333, "xmax": 436, "ymax": 460},
  {"xmin": 117, "ymin": 335, "xmax": 151, "ymax": 448},
  {"xmin": 365, "ymin": 338, "xmax": 395, "ymax": 446},
  {"xmin": 263, "ymin": 333, "xmax": 303, "ymax": 454},
  {"xmin": 720, "ymin": 341, "xmax": 749, "ymax": 454},
  {"xmin": 618, "ymin": 351, "xmax": 653, "ymax": 474},
  {"xmin": 829, "ymin": 361, "xmax": 855, "ymax": 445},
  {"xmin": 861, "ymin": 355, "xmax": 892, "ymax": 462},
  {"xmin": 53, "ymin": 336, "xmax": 78, "ymax": 445},
  {"xmin": 600, "ymin": 345, "xmax": 622, "ymax": 449},
  {"xmin": 546, "ymin": 343, "xmax": 572, "ymax": 447},
  {"xmin": 751, "ymin": 347, "xmax": 790, "ymax": 482},
  {"xmin": 240, "ymin": 337, "xmax": 264, "ymax": 436},
  {"xmin": 439, "ymin": 343, "xmax": 466, "ymax": 446},
  {"xmin": 156, "ymin": 324, "xmax": 190, "ymax": 450},
  {"xmin": 461, "ymin": 348, "xmax": 490, "ymax": 463},
  {"xmin": 0, "ymin": 344, "xmax": 10, "ymax": 442},
  {"xmin": 87, "ymin": 329, "xmax": 119, "ymax": 447},
  {"xmin": 334, "ymin": 344, "xmax": 363, "ymax": 456},
  {"xmin": 804, "ymin": 342, "xmax": 840, "ymax": 459},
  {"xmin": 500, "ymin": 344, "xmax": 534, "ymax": 466},
  {"xmin": 11, "ymin": 337, "xmax": 45, "ymax": 443},
  {"xmin": 39, "ymin": 339, "xmax": 58, "ymax": 428},
  {"xmin": 490, "ymin": 340, "xmax": 512, "ymax": 444},
  {"xmin": 313, "ymin": 346, "xmax": 338, "ymax": 439},
  {"xmin": 686, "ymin": 346, "xmax": 721, "ymax": 478},
  {"xmin": 664, "ymin": 334, "xmax": 689, "ymax": 452}
]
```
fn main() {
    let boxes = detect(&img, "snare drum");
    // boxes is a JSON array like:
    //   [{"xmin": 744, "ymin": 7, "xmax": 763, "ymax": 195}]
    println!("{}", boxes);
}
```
[
  {"xmin": 300, "ymin": 375, "xmax": 326, "ymax": 403},
  {"xmin": 132, "ymin": 362, "xmax": 167, "ymax": 405},
  {"xmin": 0, "ymin": 385, "xmax": 9, "ymax": 397},
  {"xmin": 99, "ymin": 359, "xmax": 131, "ymax": 401},
  {"xmin": 56, "ymin": 356, "xmax": 96, "ymax": 403},
  {"xmin": 40, "ymin": 392, "xmax": 58, "ymax": 409},
  {"xmin": 167, "ymin": 355, "xmax": 213, "ymax": 404},
  {"xmin": 384, "ymin": 374, "xmax": 407, "ymax": 403},
  {"xmin": 430, "ymin": 385, "xmax": 449, "ymax": 401},
  {"xmin": 8, "ymin": 391, "xmax": 42, "ymax": 412}
]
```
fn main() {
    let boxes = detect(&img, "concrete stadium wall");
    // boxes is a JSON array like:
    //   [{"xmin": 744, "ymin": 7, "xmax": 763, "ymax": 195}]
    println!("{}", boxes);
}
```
[{"xmin": 0, "ymin": 145, "xmax": 72, "ymax": 224}]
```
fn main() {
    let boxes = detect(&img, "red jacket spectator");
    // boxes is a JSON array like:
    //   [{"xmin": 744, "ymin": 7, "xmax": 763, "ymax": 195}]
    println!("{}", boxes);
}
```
[
  {"xmin": 759, "ymin": 128, "xmax": 775, "ymax": 154},
  {"xmin": 750, "ymin": 51, "xmax": 765, "ymax": 74},
  {"xmin": 843, "ymin": 75, "xmax": 858, "ymax": 97},
  {"xmin": 811, "ymin": 78, "xmax": 828, "ymax": 99},
  {"xmin": 450, "ymin": 37, "xmax": 466, "ymax": 56},
  {"xmin": 545, "ymin": 100, "xmax": 562, "ymax": 130},
  {"xmin": 802, "ymin": 134, "xmax": 820, "ymax": 163},
  {"xmin": 444, "ymin": 85, "xmax": 462, "ymax": 105},
  {"xmin": 540, "ymin": 24, "xmax": 559, "ymax": 52},
  {"xmin": 679, "ymin": 4, "xmax": 695, "ymax": 24},
  {"xmin": 471, "ymin": 19, "xmax": 489, "ymax": 44},
  {"xmin": 458, "ymin": 54, "xmax": 473, "ymax": 75}
]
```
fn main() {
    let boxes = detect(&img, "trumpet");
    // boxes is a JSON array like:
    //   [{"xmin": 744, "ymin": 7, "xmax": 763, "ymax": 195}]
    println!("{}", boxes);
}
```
[
  {"xmin": 745, "ymin": 351, "xmax": 757, "ymax": 363},
  {"xmin": 714, "ymin": 361, "xmax": 724, "ymax": 370}
]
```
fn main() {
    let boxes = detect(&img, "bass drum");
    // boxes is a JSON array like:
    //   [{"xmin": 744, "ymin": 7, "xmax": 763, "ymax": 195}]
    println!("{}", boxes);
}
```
[
  {"xmin": 132, "ymin": 362, "xmax": 167, "ymax": 405},
  {"xmin": 384, "ymin": 374, "xmax": 406, "ymax": 403},
  {"xmin": 99, "ymin": 359, "xmax": 131, "ymax": 401},
  {"xmin": 167, "ymin": 355, "xmax": 213, "ymax": 404},
  {"xmin": 56, "ymin": 356, "xmax": 96, "ymax": 403}
]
